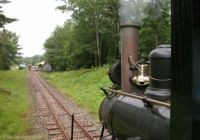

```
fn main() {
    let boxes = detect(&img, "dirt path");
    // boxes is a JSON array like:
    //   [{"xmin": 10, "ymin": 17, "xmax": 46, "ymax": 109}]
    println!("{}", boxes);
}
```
[{"xmin": 28, "ymin": 71, "xmax": 103, "ymax": 140}]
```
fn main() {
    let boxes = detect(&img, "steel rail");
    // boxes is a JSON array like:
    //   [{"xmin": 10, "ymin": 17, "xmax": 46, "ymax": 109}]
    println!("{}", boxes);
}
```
[
  {"xmin": 103, "ymin": 88, "xmax": 171, "ymax": 108},
  {"xmin": 35, "ymin": 72, "xmax": 95, "ymax": 140},
  {"xmin": 32, "ymin": 74, "xmax": 70, "ymax": 140},
  {"xmin": 41, "ymin": 90, "xmax": 70, "ymax": 140}
]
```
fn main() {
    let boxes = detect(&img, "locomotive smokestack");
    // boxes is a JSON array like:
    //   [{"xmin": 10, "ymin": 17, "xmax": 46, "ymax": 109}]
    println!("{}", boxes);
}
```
[
  {"xmin": 119, "ymin": 0, "xmax": 140, "ymax": 92},
  {"xmin": 120, "ymin": 25, "xmax": 139, "ymax": 92}
]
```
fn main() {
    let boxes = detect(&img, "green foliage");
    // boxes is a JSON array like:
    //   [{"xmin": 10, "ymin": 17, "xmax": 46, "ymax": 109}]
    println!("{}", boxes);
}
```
[
  {"xmin": 44, "ymin": 0, "xmax": 119, "ymax": 70},
  {"xmin": 0, "ymin": 70, "xmax": 30, "ymax": 136},
  {"xmin": 0, "ymin": 1, "xmax": 20, "ymax": 70},
  {"xmin": 44, "ymin": 21, "xmax": 73, "ymax": 71},
  {"xmin": 45, "ymin": 0, "xmax": 171, "ymax": 70},
  {"xmin": 20, "ymin": 55, "xmax": 44, "ymax": 65},
  {"xmin": 0, "ymin": 0, "xmax": 17, "ymax": 28},
  {"xmin": 41, "ymin": 66, "xmax": 111, "ymax": 119},
  {"xmin": 69, "ymin": 0, "xmax": 119, "ymax": 66},
  {"xmin": 0, "ymin": 29, "xmax": 21, "ymax": 70},
  {"xmin": 139, "ymin": 0, "xmax": 171, "ymax": 59}
]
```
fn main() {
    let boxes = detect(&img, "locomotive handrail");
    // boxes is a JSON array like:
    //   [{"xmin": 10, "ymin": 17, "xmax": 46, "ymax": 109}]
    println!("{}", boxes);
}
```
[{"xmin": 102, "ymin": 87, "xmax": 171, "ymax": 108}]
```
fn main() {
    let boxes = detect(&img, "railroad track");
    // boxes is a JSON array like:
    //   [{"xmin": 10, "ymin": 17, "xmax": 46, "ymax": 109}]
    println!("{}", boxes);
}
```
[{"xmin": 29, "ymin": 72, "xmax": 101, "ymax": 140}]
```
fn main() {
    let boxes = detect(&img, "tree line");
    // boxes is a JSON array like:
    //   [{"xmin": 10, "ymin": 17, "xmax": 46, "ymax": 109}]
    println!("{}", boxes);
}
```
[
  {"xmin": 44, "ymin": 0, "xmax": 170, "ymax": 71},
  {"xmin": 0, "ymin": 0, "xmax": 170, "ymax": 71},
  {"xmin": 20, "ymin": 55, "xmax": 44, "ymax": 66},
  {"xmin": 0, "ymin": 0, "xmax": 20, "ymax": 70}
]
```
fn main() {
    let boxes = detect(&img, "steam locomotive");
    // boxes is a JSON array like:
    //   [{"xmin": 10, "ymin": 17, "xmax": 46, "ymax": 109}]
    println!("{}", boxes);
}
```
[{"xmin": 99, "ymin": 25, "xmax": 170, "ymax": 140}]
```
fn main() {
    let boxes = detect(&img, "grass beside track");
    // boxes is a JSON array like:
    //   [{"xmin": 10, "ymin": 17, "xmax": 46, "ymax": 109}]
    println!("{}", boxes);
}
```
[
  {"xmin": 0, "ymin": 70, "xmax": 30, "ymax": 137},
  {"xmin": 41, "ymin": 66, "xmax": 112, "ymax": 120}
]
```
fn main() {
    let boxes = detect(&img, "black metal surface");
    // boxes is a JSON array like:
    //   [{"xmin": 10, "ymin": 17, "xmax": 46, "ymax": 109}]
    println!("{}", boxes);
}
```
[
  {"xmin": 145, "ymin": 87, "xmax": 170, "ymax": 101},
  {"xmin": 144, "ymin": 45, "xmax": 171, "ymax": 101},
  {"xmin": 192, "ymin": 27, "xmax": 200, "ymax": 139},
  {"xmin": 171, "ymin": 0, "xmax": 200, "ymax": 139},
  {"xmin": 191, "ymin": 2, "xmax": 200, "ymax": 139},
  {"xmin": 149, "ymin": 45, "xmax": 171, "ymax": 89},
  {"xmin": 99, "ymin": 95, "xmax": 170, "ymax": 140},
  {"xmin": 108, "ymin": 59, "xmax": 121, "ymax": 86},
  {"xmin": 71, "ymin": 114, "xmax": 74, "ymax": 140}
]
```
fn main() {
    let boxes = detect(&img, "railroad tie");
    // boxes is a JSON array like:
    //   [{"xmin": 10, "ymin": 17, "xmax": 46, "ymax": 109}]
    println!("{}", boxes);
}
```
[
  {"xmin": 47, "ymin": 126, "xmax": 59, "ymax": 130},
  {"xmin": 46, "ymin": 122, "xmax": 57, "ymax": 125},
  {"xmin": 48, "ymin": 131, "xmax": 62, "ymax": 135}
]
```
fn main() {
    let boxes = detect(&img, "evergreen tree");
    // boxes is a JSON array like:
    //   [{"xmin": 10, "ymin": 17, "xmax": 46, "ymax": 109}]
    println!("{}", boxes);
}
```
[
  {"xmin": 0, "ymin": 29, "xmax": 20, "ymax": 70},
  {"xmin": 0, "ymin": 0, "xmax": 16, "ymax": 28}
]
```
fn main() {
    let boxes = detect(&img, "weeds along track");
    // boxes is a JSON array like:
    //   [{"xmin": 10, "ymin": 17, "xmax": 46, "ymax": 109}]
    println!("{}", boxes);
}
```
[{"xmin": 29, "ymin": 72, "xmax": 101, "ymax": 140}]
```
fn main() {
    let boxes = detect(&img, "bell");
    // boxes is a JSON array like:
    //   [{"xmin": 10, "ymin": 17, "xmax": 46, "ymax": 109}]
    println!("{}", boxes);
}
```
[{"xmin": 132, "ymin": 64, "xmax": 150, "ymax": 86}]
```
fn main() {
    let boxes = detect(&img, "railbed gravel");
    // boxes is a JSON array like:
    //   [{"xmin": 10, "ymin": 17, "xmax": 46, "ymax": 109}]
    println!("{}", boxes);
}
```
[{"xmin": 28, "ymin": 72, "xmax": 109, "ymax": 139}]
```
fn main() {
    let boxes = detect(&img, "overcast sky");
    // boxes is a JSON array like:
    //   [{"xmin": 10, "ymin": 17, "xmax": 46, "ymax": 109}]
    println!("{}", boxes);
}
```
[{"xmin": 3, "ymin": 0, "xmax": 70, "ymax": 57}]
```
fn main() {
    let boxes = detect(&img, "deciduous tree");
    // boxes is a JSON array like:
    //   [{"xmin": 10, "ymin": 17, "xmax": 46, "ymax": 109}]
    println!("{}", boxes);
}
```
[
  {"xmin": 139, "ymin": 0, "xmax": 171, "ymax": 59},
  {"xmin": 0, "ymin": 0, "xmax": 19, "ymax": 70},
  {"xmin": 58, "ymin": 0, "xmax": 119, "ymax": 67}
]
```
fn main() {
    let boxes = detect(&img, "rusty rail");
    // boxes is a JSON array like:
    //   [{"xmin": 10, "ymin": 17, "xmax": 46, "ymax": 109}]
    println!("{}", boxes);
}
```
[
  {"xmin": 34, "ymin": 72, "xmax": 95, "ymax": 140},
  {"xmin": 41, "ymin": 88, "xmax": 70, "ymax": 140}
]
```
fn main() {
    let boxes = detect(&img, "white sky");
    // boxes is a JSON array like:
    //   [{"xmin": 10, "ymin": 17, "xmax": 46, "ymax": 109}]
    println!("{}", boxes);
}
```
[{"xmin": 3, "ymin": 0, "xmax": 70, "ymax": 57}]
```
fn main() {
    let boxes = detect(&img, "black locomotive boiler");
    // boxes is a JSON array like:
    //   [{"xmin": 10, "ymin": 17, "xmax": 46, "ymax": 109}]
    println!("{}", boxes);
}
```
[{"xmin": 99, "ymin": 24, "xmax": 171, "ymax": 140}]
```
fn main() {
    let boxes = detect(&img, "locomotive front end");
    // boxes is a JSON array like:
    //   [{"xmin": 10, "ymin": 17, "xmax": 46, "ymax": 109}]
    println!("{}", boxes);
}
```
[
  {"xmin": 99, "ymin": 1, "xmax": 171, "ymax": 139},
  {"xmin": 99, "ymin": 45, "xmax": 171, "ymax": 140}
]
